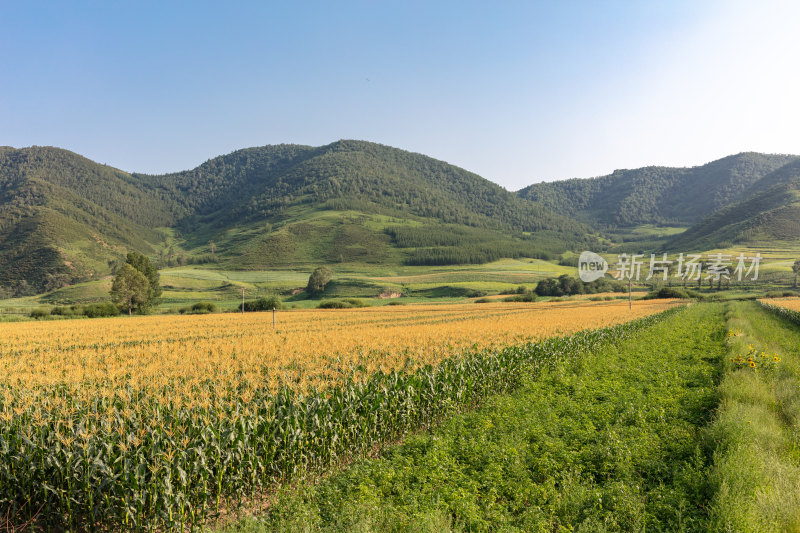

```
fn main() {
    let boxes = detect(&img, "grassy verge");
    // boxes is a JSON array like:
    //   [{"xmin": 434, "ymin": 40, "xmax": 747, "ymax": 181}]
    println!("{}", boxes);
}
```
[
  {"xmin": 706, "ymin": 301, "xmax": 800, "ymax": 531},
  {"xmin": 219, "ymin": 303, "xmax": 726, "ymax": 532}
]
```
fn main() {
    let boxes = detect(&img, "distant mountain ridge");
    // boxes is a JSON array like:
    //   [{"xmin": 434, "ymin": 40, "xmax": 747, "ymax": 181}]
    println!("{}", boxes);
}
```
[
  {"xmin": 666, "ymin": 175, "xmax": 800, "ymax": 251},
  {"xmin": 2, "ymin": 141, "xmax": 799, "ymax": 296},
  {"xmin": 517, "ymin": 152, "xmax": 798, "ymax": 227}
]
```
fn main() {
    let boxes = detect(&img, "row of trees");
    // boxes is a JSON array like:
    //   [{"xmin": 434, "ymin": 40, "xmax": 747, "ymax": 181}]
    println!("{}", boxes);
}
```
[{"xmin": 535, "ymin": 275, "xmax": 626, "ymax": 297}]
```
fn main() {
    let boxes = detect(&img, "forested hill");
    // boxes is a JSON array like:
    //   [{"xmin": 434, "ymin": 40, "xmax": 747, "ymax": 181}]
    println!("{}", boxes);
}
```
[
  {"xmin": 517, "ymin": 152, "xmax": 797, "ymax": 227},
  {"xmin": 143, "ymin": 140, "xmax": 587, "ymax": 234},
  {"xmin": 0, "ymin": 146, "xmax": 182, "ymax": 294},
  {"xmin": 666, "ymin": 176, "xmax": 800, "ymax": 251},
  {"xmin": 3, "ymin": 140, "xmax": 797, "ymax": 296},
  {"xmin": 0, "ymin": 141, "xmax": 593, "ymax": 294}
]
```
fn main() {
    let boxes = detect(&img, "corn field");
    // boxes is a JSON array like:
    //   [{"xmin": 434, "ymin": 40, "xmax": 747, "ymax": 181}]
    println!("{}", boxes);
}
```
[
  {"xmin": 0, "ymin": 300, "xmax": 678, "ymax": 530},
  {"xmin": 759, "ymin": 297, "xmax": 800, "ymax": 325}
]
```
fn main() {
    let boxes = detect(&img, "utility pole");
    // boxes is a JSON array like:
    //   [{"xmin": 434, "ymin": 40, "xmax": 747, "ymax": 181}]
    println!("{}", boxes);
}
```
[
  {"xmin": 241, "ymin": 287, "xmax": 245, "ymax": 313},
  {"xmin": 629, "ymin": 276, "xmax": 632, "ymax": 310},
  {"xmin": 272, "ymin": 307, "xmax": 276, "ymax": 328}
]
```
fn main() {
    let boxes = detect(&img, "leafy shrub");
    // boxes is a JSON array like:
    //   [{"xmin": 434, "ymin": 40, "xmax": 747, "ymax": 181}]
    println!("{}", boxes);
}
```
[
  {"xmin": 475, "ymin": 297, "xmax": 493, "ymax": 303},
  {"xmin": 643, "ymin": 287, "xmax": 702, "ymax": 300},
  {"xmin": 318, "ymin": 298, "xmax": 369, "ymax": 309},
  {"xmin": 50, "ymin": 306, "xmax": 79, "ymax": 316},
  {"xmin": 558, "ymin": 254, "xmax": 579, "ymax": 267},
  {"xmin": 82, "ymin": 302, "xmax": 122, "ymax": 318},
  {"xmin": 535, "ymin": 275, "xmax": 626, "ymax": 297},
  {"xmin": 411, "ymin": 286, "xmax": 488, "ymax": 298},
  {"xmin": 194, "ymin": 302, "xmax": 217, "ymax": 313},
  {"xmin": 503, "ymin": 291, "xmax": 537, "ymax": 302},
  {"xmin": 180, "ymin": 302, "xmax": 218, "ymax": 314},
  {"xmin": 30, "ymin": 308, "xmax": 50, "ymax": 319},
  {"xmin": 318, "ymin": 300, "xmax": 352, "ymax": 309},
  {"xmin": 766, "ymin": 291, "xmax": 799, "ymax": 298},
  {"xmin": 243, "ymin": 296, "xmax": 284, "ymax": 312},
  {"xmin": 306, "ymin": 266, "xmax": 333, "ymax": 296}
]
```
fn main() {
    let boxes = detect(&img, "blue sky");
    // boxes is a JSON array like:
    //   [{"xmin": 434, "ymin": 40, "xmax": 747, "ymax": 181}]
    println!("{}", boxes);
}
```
[{"xmin": 2, "ymin": 1, "xmax": 799, "ymax": 189}]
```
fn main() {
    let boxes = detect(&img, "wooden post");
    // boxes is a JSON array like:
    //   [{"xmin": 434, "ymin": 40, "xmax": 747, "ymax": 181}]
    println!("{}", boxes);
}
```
[
  {"xmin": 241, "ymin": 287, "xmax": 245, "ymax": 314},
  {"xmin": 272, "ymin": 307, "xmax": 276, "ymax": 328},
  {"xmin": 628, "ymin": 276, "xmax": 632, "ymax": 310}
]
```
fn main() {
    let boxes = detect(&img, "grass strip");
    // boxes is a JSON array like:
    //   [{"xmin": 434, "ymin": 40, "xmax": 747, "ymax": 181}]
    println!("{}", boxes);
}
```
[{"xmin": 706, "ymin": 301, "xmax": 800, "ymax": 531}]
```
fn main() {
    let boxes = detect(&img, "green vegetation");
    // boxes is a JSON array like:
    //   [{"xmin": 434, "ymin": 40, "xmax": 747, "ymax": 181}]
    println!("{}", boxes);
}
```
[
  {"xmin": 643, "ymin": 287, "xmax": 703, "ymax": 300},
  {"xmin": 206, "ymin": 301, "xmax": 800, "ymax": 532},
  {"xmin": 110, "ymin": 264, "xmax": 149, "ymax": 315},
  {"xmin": 501, "ymin": 288, "xmax": 537, "ymax": 302},
  {"xmin": 0, "ymin": 307, "xmax": 675, "ymax": 531},
  {"xmin": 180, "ymin": 301, "xmax": 218, "ymax": 314},
  {"xmin": 125, "ymin": 251, "xmax": 163, "ymax": 308},
  {"xmin": 519, "ymin": 152, "xmax": 800, "ymax": 253},
  {"xmin": 242, "ymin": 296, "xmax": 284, "ymax": 312},
  {"xmin": 793, "ymin": 258, "xmax": 800, "ymax": 287},
  {"xmin": 519, "ymin": 152, "xmax": 796, "ymax": 227},
  {"xmin": 0, "ymin": 141, "xmax": 596, "ymax": 294},
  {"xmin": 388, "ymin": 224, "xmax": 555, "ymax": 266},
  {"xmin": 0, "ymin": 146, "xmax": 178, "ymax": 293},
  {"xmin": 153, "ymin": 140, "xmax": 589, "ymax": 241},
  {"xmin": 306, "ymin": 266, "xmax": 334, "ymax": 296},
  {"xmin": 2, "ymin": 143, "xmax": 799, "ymax": 296},
  {"xmin": 666, "ymin": 178, "xmax": 800, "ymax": 252},
  {"xmin": 229, "ymin": 304, "xmax": 724, "ymax": 532},
  {"xmin": 534, "ymin": 274, "xmax": 626, "ymax": 297},
  {"xmin": 48, "ymin": 302, "xmax": 121, "ymax": 318},
  {"xmin": 109, "ymin": 252, "xmax": 163, "ymax": 315},
  {"xmin": 317, "ymin": 298, "xmax": 369, "ymax": 309},
  {"xmin": 706, "ymin": 302, "xmax": 800, "ymax": 531}
]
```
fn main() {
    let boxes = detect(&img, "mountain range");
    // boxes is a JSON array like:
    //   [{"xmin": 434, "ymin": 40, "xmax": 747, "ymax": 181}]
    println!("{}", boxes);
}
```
[{"xmin": 1, "ymin": 141, "xmax": 798, "ymax": 295}]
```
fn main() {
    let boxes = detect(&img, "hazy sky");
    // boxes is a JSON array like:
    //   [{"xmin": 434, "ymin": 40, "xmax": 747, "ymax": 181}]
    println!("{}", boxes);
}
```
[{"xmin": 2, "ymin": 1, "xmax": 799, "ymax": 190}]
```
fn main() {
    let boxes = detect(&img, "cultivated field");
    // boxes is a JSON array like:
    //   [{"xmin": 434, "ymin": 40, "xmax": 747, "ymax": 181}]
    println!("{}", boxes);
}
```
[
  {"xmin": 0, "ymin": 300, "xmax": 675, "ymax": 397},
  {"xmin": 0, "ymin": 300, "xmax": 676, "ymax": 530},
  {"xmin": 234, "ymin": 301, "xmax": 800, "ymax": 533},
  {"xmin": 761, "ymin": 296, "xmax": 800, "ymax": 312}
]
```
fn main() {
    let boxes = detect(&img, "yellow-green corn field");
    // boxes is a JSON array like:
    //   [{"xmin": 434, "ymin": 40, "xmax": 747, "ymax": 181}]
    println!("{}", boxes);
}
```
[{"xmin": 0, "ymin": 300, "xmax": 677, "ymax": 530}]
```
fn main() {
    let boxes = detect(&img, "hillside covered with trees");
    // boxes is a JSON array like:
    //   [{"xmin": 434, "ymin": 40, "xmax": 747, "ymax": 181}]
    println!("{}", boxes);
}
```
[
  {"xmin": 0, "ymin": 141, "xmax": 594, "ymax": 294},
  {"xmin": 518, "ymin": 152, "xmax": 797, "ymax": 227},
  {"xmin": 2, "ymin": 140, "xmax": 799, "ymax": 296}
]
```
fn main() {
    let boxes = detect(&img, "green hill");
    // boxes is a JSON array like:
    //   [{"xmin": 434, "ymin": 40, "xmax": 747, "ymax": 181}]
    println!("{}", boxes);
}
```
[
  {"xmin": 666, "ymin": 178, "xmax": 800, "ymax": 251},
  {"xmin": 0, "ymin": 146, "xmax": 181, "ymax": 294},
  {"xmin": 147, "ymin": 140, "xmax": 588, "ymax": 234},
  {"xmin": 0, "ymin": 141, "xmax": 595, "ymax": 294},
  {"xmin": 4, "ymin": 141, "xmax": 797, "ymax": 297},
  {"xmin": 145, "ymin": 140, "xmax": 595, "ymax": 269},
  {"xmin": 518, "ymin": 152, "xmax": 797, "ymax": 227}
]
